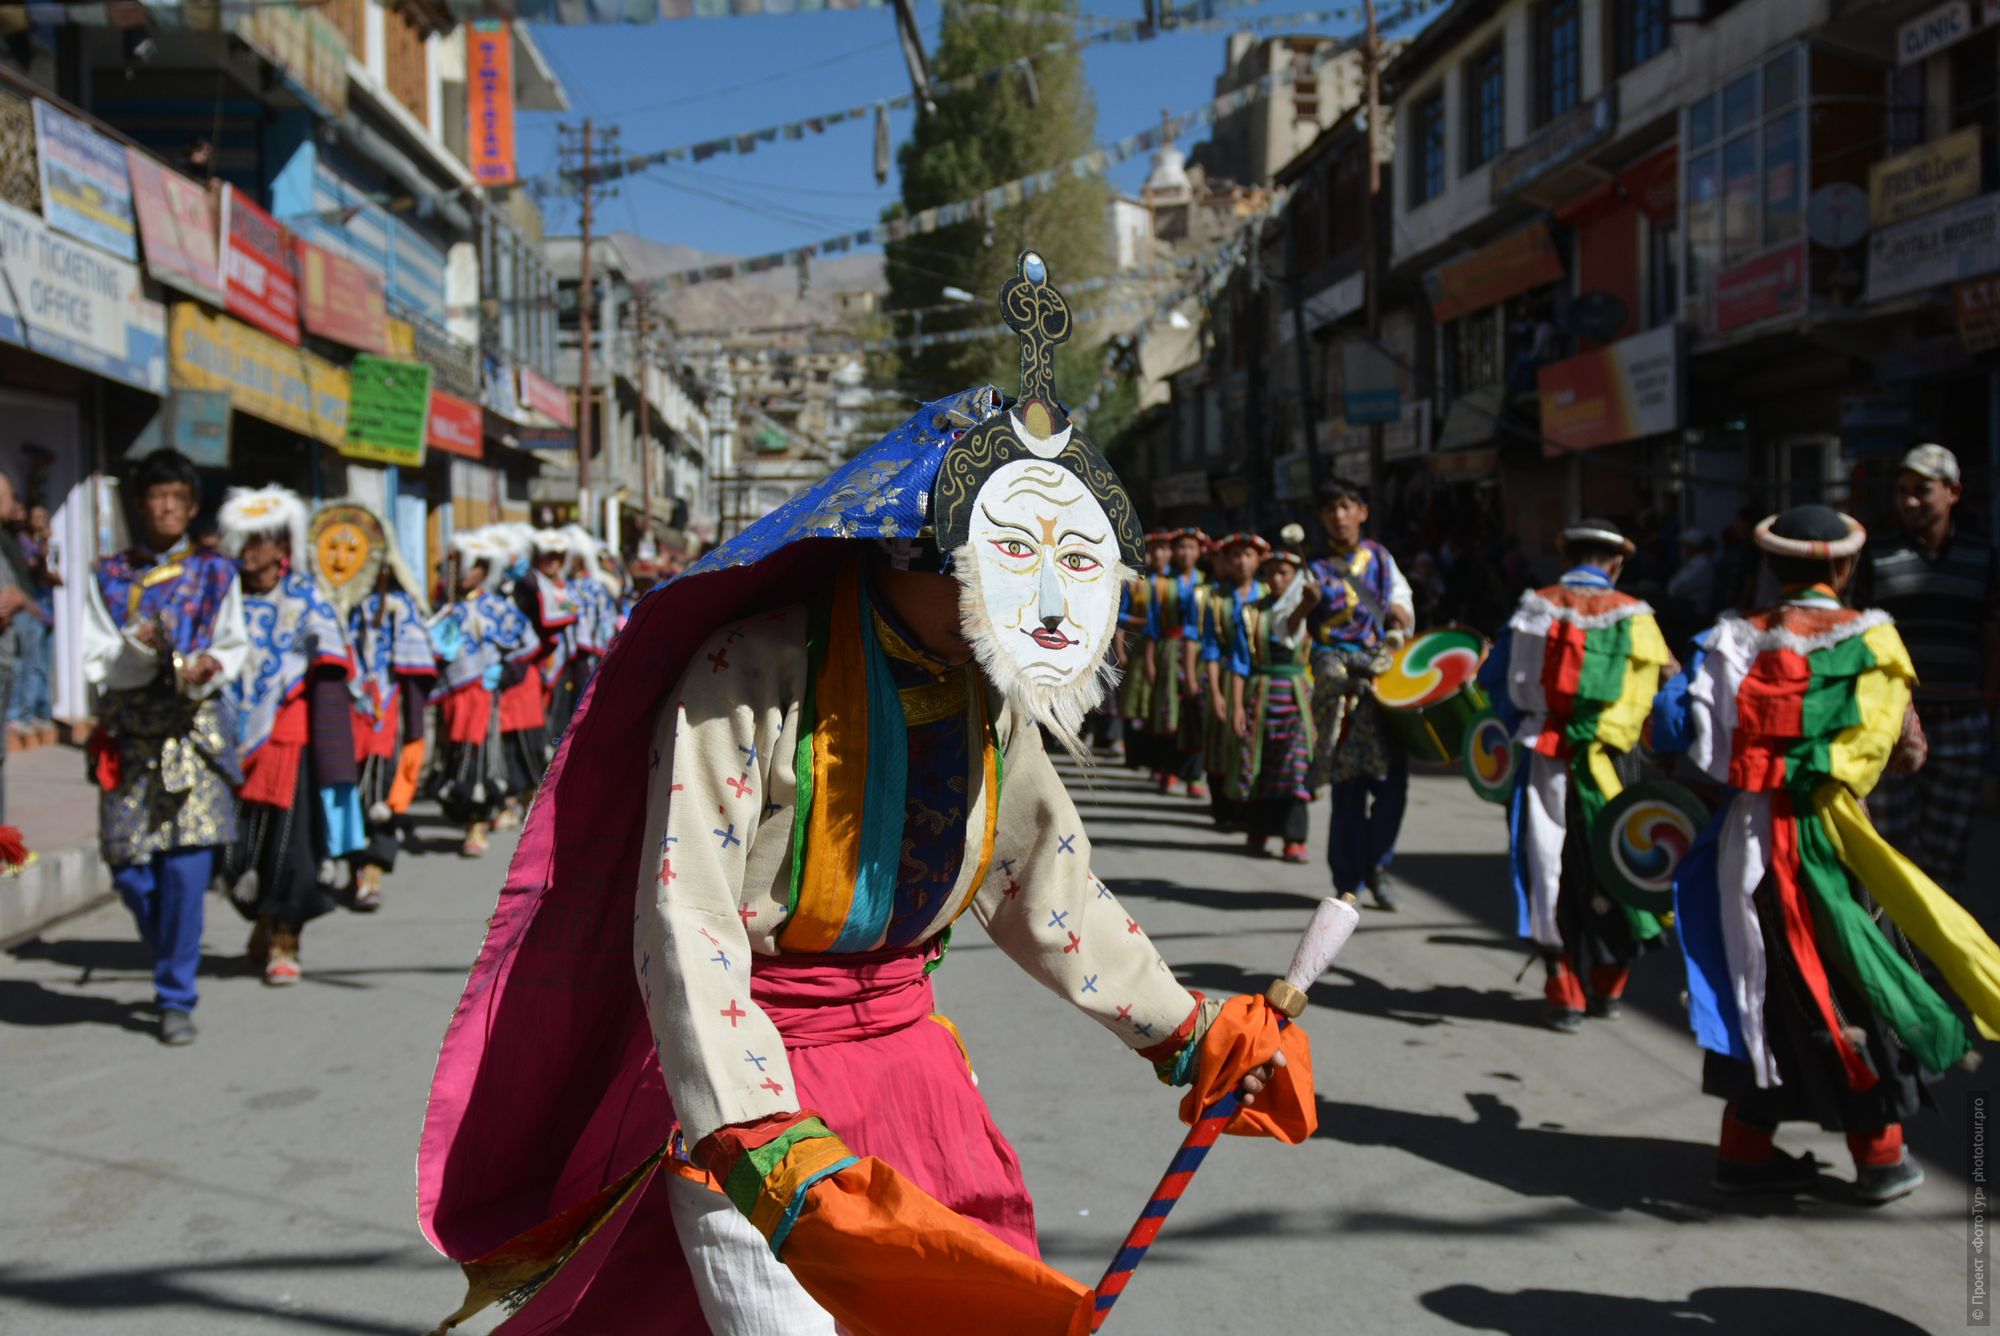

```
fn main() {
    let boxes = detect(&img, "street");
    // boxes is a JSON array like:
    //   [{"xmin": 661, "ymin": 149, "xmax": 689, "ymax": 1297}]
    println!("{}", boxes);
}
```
[{"xmin": 0, "ymin": 761, "xmax": 1971, "ymax": 1335}]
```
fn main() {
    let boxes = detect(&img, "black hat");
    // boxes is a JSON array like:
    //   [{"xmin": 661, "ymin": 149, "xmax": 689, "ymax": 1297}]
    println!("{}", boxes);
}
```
[
  {"xmin": 1559, "ymin": 518, "xmax": 1635, "ymax": 555},
  {"xmin": 1754, "ymin": 505, "xmax": 1866, "ymax": 559}
]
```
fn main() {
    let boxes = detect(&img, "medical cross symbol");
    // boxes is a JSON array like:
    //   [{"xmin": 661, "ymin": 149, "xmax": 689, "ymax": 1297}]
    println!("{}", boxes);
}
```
[
  {"xmin": 1082, "ymin": 974, "xmax": 1098, "ymax": 993},
  {"xmin": 714, "ymin": 824, "xmax": 742, "ymax": 850},
  {"xmin": 707, "ymin": 648, "xmax": 730, "ymax": 673},
  {"xmin": 1056, "ymin": 834, "xmax": 1077, "ymax": 855},
  {"xmin": 726, "ymin": 775, "xmax": 753, "ymax": 799},
  {"xmin": 745, "ymin": 1051, "xmax": 768, "ymax": 1071},
  {"xmin": 1047, "ymin": 910, "xmax": 1068, "ymax": 930},
  {"xmin": 721, "ymin": 1000, "xmax": 746, "ymax": 1026}
]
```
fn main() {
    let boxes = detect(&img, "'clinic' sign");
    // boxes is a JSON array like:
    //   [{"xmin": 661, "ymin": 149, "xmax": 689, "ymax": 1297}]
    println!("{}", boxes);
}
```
[{"xmin": 1900, "ymin": 2, "xmax": 1977, "ymax": 65}]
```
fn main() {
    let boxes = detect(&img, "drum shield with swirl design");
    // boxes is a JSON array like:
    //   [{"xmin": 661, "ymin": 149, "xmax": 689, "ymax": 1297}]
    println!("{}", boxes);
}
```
[{"xmin": 1588, "ymin": 780, "xmax": 1710, "ymax": 915}]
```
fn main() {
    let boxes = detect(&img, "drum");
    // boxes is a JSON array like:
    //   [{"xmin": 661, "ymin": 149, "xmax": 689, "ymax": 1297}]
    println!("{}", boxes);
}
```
[
  {"xmin": 1461, "ymin": 708, "xmax": 1519, "ymax": 804},
  {"xmin": 1373, "ymin": 628, "xmax": 1489, "ymax": 765},
  {"xmin": 1588, "ymin": 780, "xmax": 1710, "ymax": 916}
]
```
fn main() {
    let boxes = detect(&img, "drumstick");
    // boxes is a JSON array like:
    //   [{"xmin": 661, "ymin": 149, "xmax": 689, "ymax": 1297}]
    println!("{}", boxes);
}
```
[{"xmin": 1091, "ymin": 898, "xmax": 1359, "ymax": 1330}]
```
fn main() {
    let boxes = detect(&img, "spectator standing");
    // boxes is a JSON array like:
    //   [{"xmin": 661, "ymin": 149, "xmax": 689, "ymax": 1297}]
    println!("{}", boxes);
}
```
[
  {"xmin": 0, "ymin": 476, "xmax": 34, "ymax": 762},
  {"xmin": 10, "ymin": 500, "xmax": 55, "ymax": 731},
  {"xmin": 1856, "ymin": 444, "xmax": 2000, "ymax": 896}
]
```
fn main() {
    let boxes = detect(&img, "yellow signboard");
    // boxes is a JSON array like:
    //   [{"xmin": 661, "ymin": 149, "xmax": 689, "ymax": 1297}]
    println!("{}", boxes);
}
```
[
  {"xmin": 1869, "ymin": 126, "xmax": 1983, "ymax": 227},
  {"xmin": 167, "ymin": 303, "xmax": 349, "ymax": 446}
]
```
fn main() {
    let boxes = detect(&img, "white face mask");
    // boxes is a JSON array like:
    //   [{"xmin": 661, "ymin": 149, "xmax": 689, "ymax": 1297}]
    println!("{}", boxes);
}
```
[{"xmin": 955, "ymin": 459, "xmax": 1127, "ymax": 758}]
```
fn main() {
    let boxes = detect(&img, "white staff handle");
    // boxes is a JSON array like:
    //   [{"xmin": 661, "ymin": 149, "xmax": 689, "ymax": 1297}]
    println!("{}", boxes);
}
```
[{"xmin": 1265, "ymin": 897, "xmax": 1360, "ymax": 1018}]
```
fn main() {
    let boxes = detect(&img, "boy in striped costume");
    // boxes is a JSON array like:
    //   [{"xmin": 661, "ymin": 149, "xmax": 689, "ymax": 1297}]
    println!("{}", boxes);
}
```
[
  {"xmin": 1653, "ymin": 504, "xmax": 2000, "ymax": 1202},
  {"xmin": 1477, "ymin": 519, "xmax": 1672, "ymax": 1031}
]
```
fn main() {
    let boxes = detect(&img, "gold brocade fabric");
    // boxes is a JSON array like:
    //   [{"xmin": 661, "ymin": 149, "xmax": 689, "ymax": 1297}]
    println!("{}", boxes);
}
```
[{"xmin": 98, "ymin": 684, "xmax": 239, "ymax": 866}]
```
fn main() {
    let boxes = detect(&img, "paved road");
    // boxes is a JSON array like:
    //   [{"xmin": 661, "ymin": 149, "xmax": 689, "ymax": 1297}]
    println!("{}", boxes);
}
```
[{"xmin": 0, "ymin": 762, "xmax": 1977, "ymax": 1334}]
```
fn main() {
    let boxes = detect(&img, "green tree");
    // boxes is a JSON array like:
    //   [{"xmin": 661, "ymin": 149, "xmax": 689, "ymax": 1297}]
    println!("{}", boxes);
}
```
[{"xmin": 878, "ymin": 0, "xmax": 1111, "ymax": 402}]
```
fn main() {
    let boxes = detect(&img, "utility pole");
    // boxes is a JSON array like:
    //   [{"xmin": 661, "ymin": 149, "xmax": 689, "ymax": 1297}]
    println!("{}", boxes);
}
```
[
  {"xmin": 1362, "ymin": 0, "xmax": 1386, "ymax": 499},
  {"xmin": 634, "ymin": 283, "xmax": 655, "ymax": 545},
  {"xmin": 560, "ymin": 120, "xmax": 619, "ymax": 536}
]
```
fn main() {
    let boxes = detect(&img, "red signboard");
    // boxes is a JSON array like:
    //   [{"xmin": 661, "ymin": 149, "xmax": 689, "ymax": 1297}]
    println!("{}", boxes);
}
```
[
  {"xmin": 1424, "ymin": 221, "xmax": 1566, "ymax": 322},
  {"xmin": 295, "ymin": 238, "xmax": 388, "ymax": 353},
  {"xmin": 126, "ymin": 149, "xmax": 225, "ymax": 307},
  {"xmin": 426, "ymin": 390, "xmax": 484, "ymax": 458},
  {"xmin": 1620, "ymin": 146, "xmax": 1679, "ymax": 224},
  {"xmin": 518, "ymin": 365, "xmax": 574, "ymax": 426},
  {"xmin": 220, "ymin": 184, "xmax": 299, "ymax": 345},
  {"xmin": 467, "ymin": 20, "xmax": 517, "ymax": 187},
  {"xmin": 1712, "ymin": 241, "xmax": 1806, "ymax": 334}
]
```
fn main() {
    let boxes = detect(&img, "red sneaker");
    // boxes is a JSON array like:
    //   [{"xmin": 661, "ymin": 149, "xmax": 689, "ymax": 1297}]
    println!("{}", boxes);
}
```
[
  {"xmin": 1159, "ymin": 776, "xmax": 1183, "ymax": 795},
  {"xmin": 1187, "ymin": 782, "xmax": 1210, "ymax": 801},
  {"xmin": 1282, "ymin": 842, "xmax": 1311, "ymax": 864}
]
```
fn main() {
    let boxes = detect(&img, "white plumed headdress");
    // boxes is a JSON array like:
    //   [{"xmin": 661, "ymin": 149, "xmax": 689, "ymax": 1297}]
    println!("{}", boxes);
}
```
[{"xmin": 216, "ymin": 485, "xmax": 309, "ymax": 560}]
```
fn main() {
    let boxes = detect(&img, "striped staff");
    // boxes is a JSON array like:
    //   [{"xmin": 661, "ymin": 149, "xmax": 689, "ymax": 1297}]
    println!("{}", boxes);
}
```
[{"xmin": 1091, "ymin": 897, "xmax": 1360, "ymax": 1330}]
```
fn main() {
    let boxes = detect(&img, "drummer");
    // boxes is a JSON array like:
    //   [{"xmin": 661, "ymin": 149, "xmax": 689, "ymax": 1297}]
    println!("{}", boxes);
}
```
[
  {"xmin": 1475, "ymin": 518, "xmax": 1673, "ymax": 1031},
  {"xmin": 1305, "ymin": 482, "xmax": 1415, "ymax": 911}
]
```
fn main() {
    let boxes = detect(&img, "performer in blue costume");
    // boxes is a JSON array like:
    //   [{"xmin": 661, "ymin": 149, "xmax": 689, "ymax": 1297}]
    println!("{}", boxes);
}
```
[
  {"xmin": 84, "ymin": 449, "xmax": 249, "ymax": 1046},
  {"xmin": 215, "ymin": 487, "xmax": 364, "ymax": 986}
]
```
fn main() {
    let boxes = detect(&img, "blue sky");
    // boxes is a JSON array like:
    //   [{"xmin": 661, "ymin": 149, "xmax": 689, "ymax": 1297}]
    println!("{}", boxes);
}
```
[{"xmin": 514, "ymin": 0, "xmax": 1379, "ymax": 259}]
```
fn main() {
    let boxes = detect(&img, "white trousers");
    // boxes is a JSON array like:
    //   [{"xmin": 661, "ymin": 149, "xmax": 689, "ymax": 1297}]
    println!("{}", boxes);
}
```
[{"xmin": 664, "ymin": 1171, "xmax": 837, "ymax": 1336}]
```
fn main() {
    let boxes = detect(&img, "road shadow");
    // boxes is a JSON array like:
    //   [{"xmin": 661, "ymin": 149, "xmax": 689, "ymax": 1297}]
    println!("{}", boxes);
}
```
[
  {"xmin": 1421, "ymin": 1283, "xmax": 1931, "ymax": 1334},
  {"xmin": 1104, "ymin": 876, "xmax": 1324, "ymax": 915},
  {"xmin": 0, "ymin": 980, "xmax": 155, "ymax": 1033},
  {"xmin": 1317, "ymin": 1090, "xmax": 1828, "ymax": 1223},
  {"xmin": 1174, "ymin": 958, "xmax": 1548, "ymax": 1031},
  {"xmin": 0, "ymin": 1251, "xmax": 431, "ymax": 1334}
]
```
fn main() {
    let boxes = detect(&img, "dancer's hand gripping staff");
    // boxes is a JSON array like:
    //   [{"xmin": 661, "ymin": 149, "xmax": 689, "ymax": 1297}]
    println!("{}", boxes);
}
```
[{"xmin": 1090, "ymin": 895, "xmax": 1357, "ymax": 1330}]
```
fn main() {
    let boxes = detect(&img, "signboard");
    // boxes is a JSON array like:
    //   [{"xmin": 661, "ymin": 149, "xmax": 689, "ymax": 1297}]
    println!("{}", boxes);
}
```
[
  {"xmin": 31, "ymin": 100, "xmax": 137, "ymax": 260},
  {"xmin": 1869, "ymin": 126, "xmax": 1982, "ymax": 226},
  {"xmin": 467, "ymin": 20, "xmax": 517, "ymax": 187},
  {"xmin": 1341, "ymin": 340, "xmax": 1402, "ymax": 423},
  {"xmin": 343, "ymin": 355, "xmax": 433, "ymax": 467},
  {"xmin": 1898, "ymin": 1, "xmax": 1976, "ymax": 65},
  {"xmin": 295, "ymin": 238, "xmax": 388, "ymax": 353},
  {"xmin": 163, "ymin": 390, "xmax": 233, "ymax": 467},
  {"xmin": 426, "ymin": 389, "xmax": 484, "ymax": 459},
  {"xmin": 1954, "ymin": 273, "xmax": 2000, "ymax": 352},
  {"xmin": 0, "ymin": 198, "xmax": 165, "ymax": 392},
  {"xmin": 1424, "ymin": 222, "xmax": 1566, "ymax": 322},
  {"xmin": 519, "ymin": 364, "xmax": 574, "ymax": 426},
  {"xmin": 1537, "ymin": 324, "xmax": 1683, "ymax": 454},
  {"xmin": 1381, "ymin": 399, "xmax": 1431, "ymax": 460},
  {"xmin": 220, "ymin": 185, "xmax": 300, "ymax": 345},
  {"xmin": 234, "ymin": 4, "xmax": 348, "ymax": 116},
  {"xmin": 126, "ymin": 150, "xmax": 224, "ymax": 305},
  {"xmin": 1713, "ymin": 241, "xmax": 1806, "ymax": 332},
  {"xmin": 167, "ymin": 303, "xmax": 348, "ymax": 445},
  {"xmin": 1437, "ymin": 386, "xmax": 1506, "ymax": 452},
  {"xmin": 1490, "ymin": 91, "xmax": 1617, "ymax": 203},
  {"xmin": 1866, "ymin": 191, "xmax": 2000, "ymax": 303}
]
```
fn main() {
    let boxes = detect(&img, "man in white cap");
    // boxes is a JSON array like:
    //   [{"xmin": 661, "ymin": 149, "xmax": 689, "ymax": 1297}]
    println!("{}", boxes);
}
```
[{"xmin": 1856, "ymin": 443, "xmax": 2000, "ymax": 895}]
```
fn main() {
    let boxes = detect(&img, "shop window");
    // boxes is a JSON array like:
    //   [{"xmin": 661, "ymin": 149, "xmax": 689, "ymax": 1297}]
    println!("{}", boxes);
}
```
[
  {"xmin": 1465, "ymin": 43, "xmax": 1505, "ymax": 171},
  {"xmin": 1411, "ymin": 90, "xmax": 1446, "ymax": 204},
  {"xmin": 1682, "ymin": 44, "xmax": 1805, "ymax": 312},
  {"xmin": 1537, "ymin": 0, "xmax": 1581, "ymax": 128},
  {"xmin": 1886, "ymin": 64, "xmax": 1925, "ymax": 159},
  {"xmin": 1444, "ymin": 310, "xmax": 1500, "ymax": 400},
  {"xmin": 1615, "ymin": 0, "xmax": 1668, "ymax": 75}
]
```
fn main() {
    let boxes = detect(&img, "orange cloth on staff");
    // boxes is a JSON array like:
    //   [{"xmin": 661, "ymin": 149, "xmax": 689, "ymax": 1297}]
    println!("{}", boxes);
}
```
[
  {"xmin": 1178, "ymin": 994, "xmax": 1317, "ymax": 1143},
  {"xmin": 387, "ymin": 739, "xmax": 426, "ymax": 814},
  {"xmin": 782, "ymin": 1156, "xmax": 1093, "ymax": 1336}
]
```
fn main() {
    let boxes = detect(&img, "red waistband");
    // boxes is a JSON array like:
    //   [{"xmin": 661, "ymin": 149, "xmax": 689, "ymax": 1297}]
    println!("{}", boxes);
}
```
[
  {"xmin": 751, "ymin": 942, "xmax": 937, "ymax": 1049},
  {"xmin": 1162, "ymin": 627, "xmax": 1187, "ymax": 638}
]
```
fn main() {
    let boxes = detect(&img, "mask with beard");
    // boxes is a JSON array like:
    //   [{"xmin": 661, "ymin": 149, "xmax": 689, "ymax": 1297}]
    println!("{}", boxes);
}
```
[{"xmin": 931, "ymin": 252, "xmax": 1143, "ymax": 759}]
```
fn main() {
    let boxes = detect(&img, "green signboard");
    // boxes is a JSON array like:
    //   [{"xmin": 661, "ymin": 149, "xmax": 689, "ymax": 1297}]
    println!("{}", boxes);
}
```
[{"xmin": 342, "ymin": 354, "xmax": 432, "ymax": 467}]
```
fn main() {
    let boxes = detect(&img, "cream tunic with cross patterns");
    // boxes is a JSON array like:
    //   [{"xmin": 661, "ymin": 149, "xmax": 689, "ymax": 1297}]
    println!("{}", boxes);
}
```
[{"xmin": 633, "ymin": 603, "xmax": 1203, "ymax": 1148}]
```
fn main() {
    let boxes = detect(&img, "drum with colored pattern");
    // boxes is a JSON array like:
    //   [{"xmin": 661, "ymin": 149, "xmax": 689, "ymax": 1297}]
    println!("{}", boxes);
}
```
[
  {"xmin": 1588, "ymin": 780, "xmax": 1710, "ymax": 915},
  {"xmin": 1460, "ymin": 707, "xmax": 1520, "ymax": 804},
  {"xmin": 1373, "ymin": 628, "xmax": 1490, "ymax": 765}
]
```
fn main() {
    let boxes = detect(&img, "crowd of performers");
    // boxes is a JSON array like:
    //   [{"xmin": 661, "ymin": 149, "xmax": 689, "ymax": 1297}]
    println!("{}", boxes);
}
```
[
  {"xmin": 405, "ymin": 259, "xmax": 2000, "ymax": 1336},
  {"xmin": 83, "ymin": 448, "xmax": 648, "ymax": 1045},
  {"xmin": 1108, "ymin": 466, "xmax": 2000, "ymax": 1210}
]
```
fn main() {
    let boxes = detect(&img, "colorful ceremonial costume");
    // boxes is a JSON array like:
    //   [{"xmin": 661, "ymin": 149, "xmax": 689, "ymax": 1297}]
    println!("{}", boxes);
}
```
[
  {"xmin": 1305, "ymin": 538, "xmax": 1414, "ymax": 899},
  {"xmin": 430, "ymin": 533, "xmax": 532, "ymax": 841},
  {"xmin": 1652, "ymin": 506, "xmax": 2000, "ymax": 1197},
  {"xmin": 418, "ymin": 255, "xmax": 1316, "ymax": 1336},
  {"xmin": 1477, "ymin": 539, "xmax": 1669, "ymax": 1022},
  {"xmin": 1114, "ymin": 558, "xmax": 1159, "ymax": 768},
  {"xmin": 1228, "ymin": 554, "xmax": 1316, "ymax": 858},
  {"xmin": 493, "ymin": 527, "xmax": 554, "ymax": 802},
  {"xmin": 85, "ymin": 528, "xmax": 248, "ymax": 1018},
  {"xmin": 1150, "ymin": 552, "xmax": 1208, "ymax": 792},
  {"xmin": 214, "ymin": 490, "xmax": 363, "ymax": 981},
  {"xmin": 1199, "ymin": 549, "xmax": 1265, "ymax": 830},
  {"xmin": 557, "ymin": 525, "xmax": 620, "ymax": 743}
]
